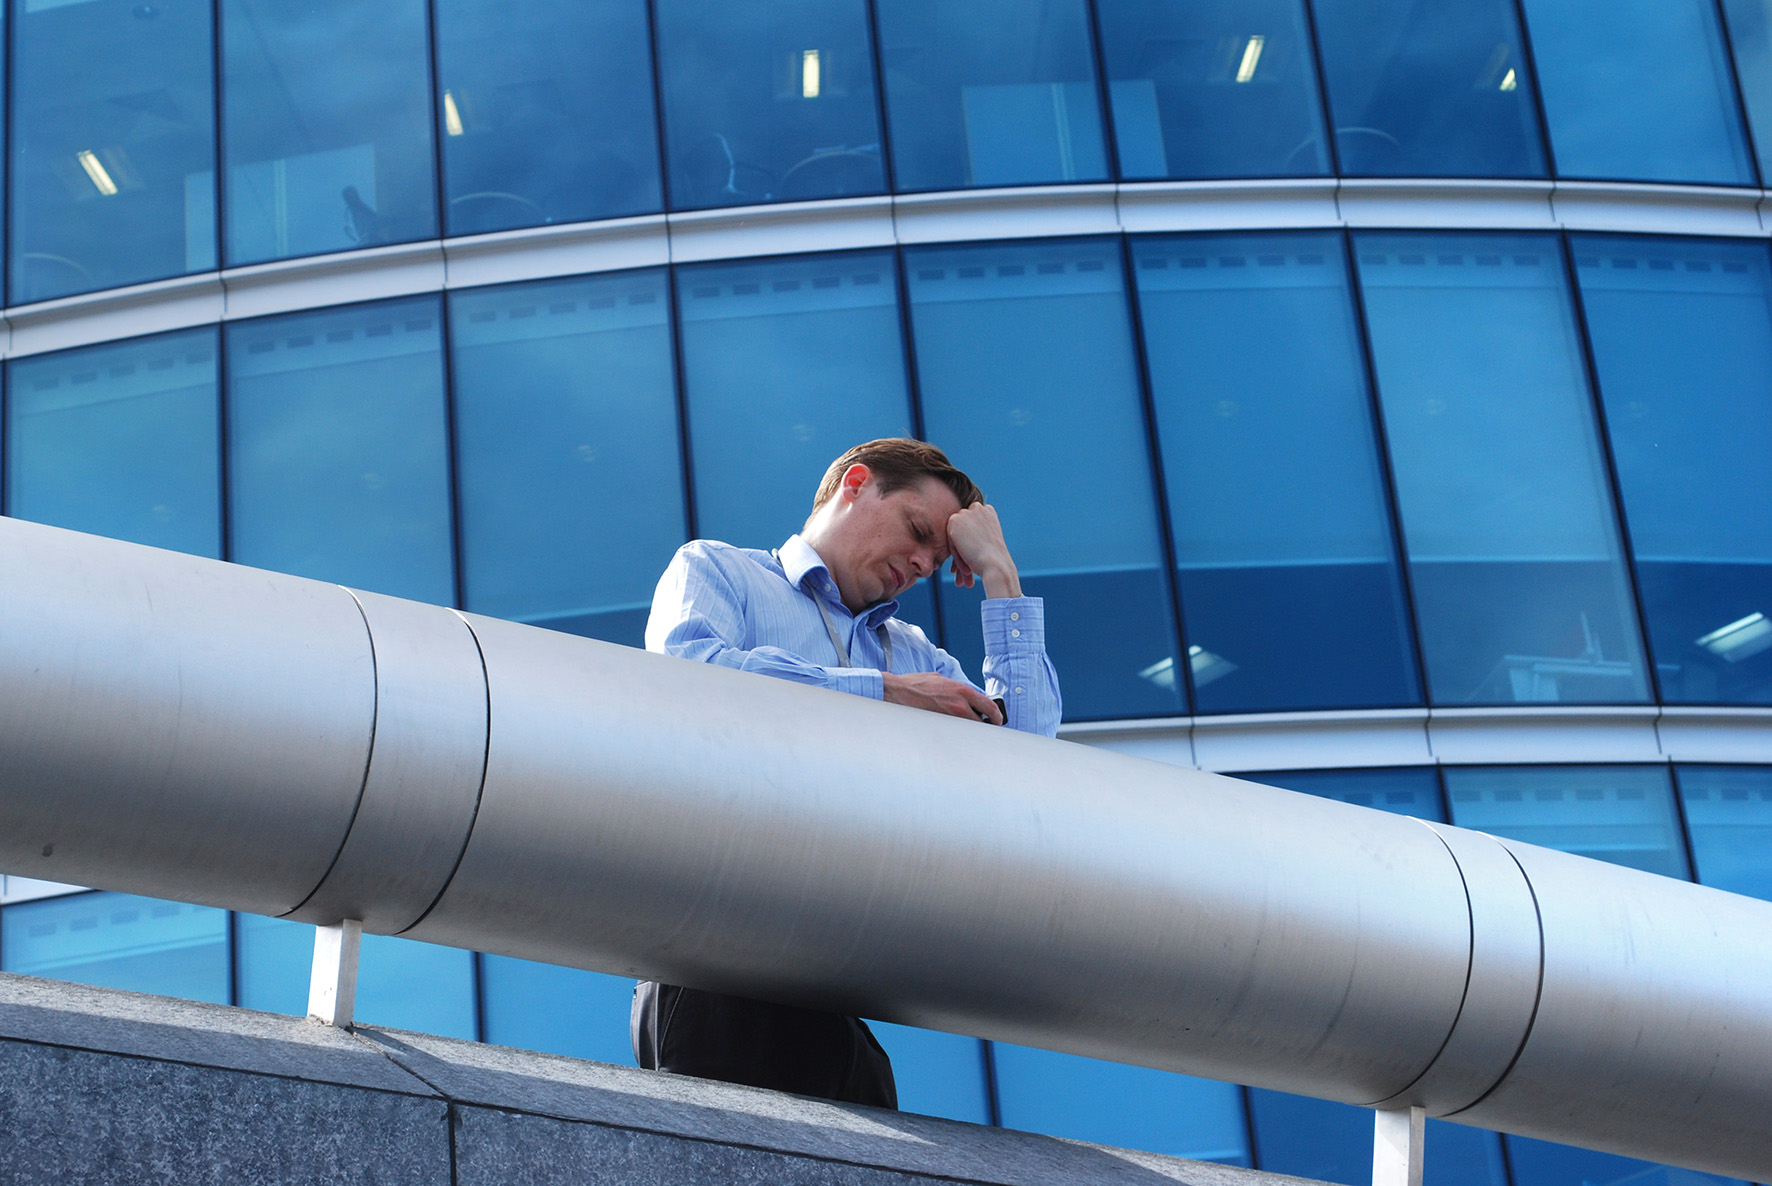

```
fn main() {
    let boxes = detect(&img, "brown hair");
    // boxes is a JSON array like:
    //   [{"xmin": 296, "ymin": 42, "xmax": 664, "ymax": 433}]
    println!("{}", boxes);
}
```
[{"xmin": 811, "ymin": 438, "xmax": 983, "ymax": 513}]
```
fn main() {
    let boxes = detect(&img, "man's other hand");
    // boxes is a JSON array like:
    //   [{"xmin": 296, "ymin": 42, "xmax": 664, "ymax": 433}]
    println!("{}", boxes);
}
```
[
  {"xmin": 883, "ymin": 671, "xmax": 1005, "ymax": 724},
  {"xmin": 946, "ymin": 503, "xmax": 1022, "ymax": 599}
]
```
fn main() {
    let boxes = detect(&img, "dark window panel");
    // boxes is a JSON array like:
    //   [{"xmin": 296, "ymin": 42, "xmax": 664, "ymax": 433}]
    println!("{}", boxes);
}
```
[
  {"xmin": 1133, "ymin": 232, "xmax": 1419, "ymax": 713},
  {"xmin": 655, "ymin": 0, "xmax": 884, "ymax": 211},
  {"xmin": 451, "ymin": 271, "xmax": 684, "ymax": 648},
  {"xmin": 869, "ymin": 1024, "xmax": 992, "ymax": 1124},
  {"xmin": 877, "ymin": 0, "xmax": 1109, "ymax": 191},
  {"xmin": 10, "ymin": 0, "xmax": 213, "ymax": 303},
  {"xmin": 5, "ymin": 328, "xmax": 220, "ymax": 559},
  {"xmin": 1097, "ymin": 0, "xmax": 1330, "ymax": 180},
  {"xmin": 221, "ymin": 0, "xmax": 436, "ymax": 265},
  {"xmin": 1309, "ymin": 0, "xmax": 1547, "ymax": 177},
  {"xmin": 1676, "ymin": 765, "xmax": 1772, "ymax": 901},
  {"xmin": 1505, "ymin": 1133, "xmax": 1749, "ymax": 1186},
  {"xmin": 1444, "ymin": 765, "xmax": 1690, "ymax": 879},
  {"xmin": 906, "ymin": 239, "xmax": 1183, "ymax": 721},
  {"xmin": 435, "ymin": 0, "xmax": 662, "ymax": 235},
  {"xmin": 1721, "ymin": 0, "xmax": 1772, "ymax": 183},
  {"xmin": 1248, "ymin": 1089, "xmax": 1508, "ymax": 1186},
  {"xmin": 481, "ymin": 956, "xmax": 639, "ymax": 1065},
  {"xmin": 1249, "ymin": 767, "xmax": 1443, "ymax": 820},
  {"xmin": 1521, "ymin": 0, "xmax": 1754, "ymax": 185},
  {"xmin": 1572, "ymin": 235, "xmax": 1772, "ymax": 706},
  {"xmin": 0, "ymin": 891, "xmax": 227, "ymax": 1003},
  {"xmin": 1354, "ymin": 233, "xmax": 1650, "ymax": 706},
  {"xmin": 226, "ymin": 297, "xmax": 454, "ymax": 604}
]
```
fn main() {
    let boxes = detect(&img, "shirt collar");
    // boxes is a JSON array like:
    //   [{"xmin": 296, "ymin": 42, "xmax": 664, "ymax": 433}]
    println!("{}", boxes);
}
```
[{"xmin": 777, "ymin": 535, "xmax": 899, "ymax": 627}]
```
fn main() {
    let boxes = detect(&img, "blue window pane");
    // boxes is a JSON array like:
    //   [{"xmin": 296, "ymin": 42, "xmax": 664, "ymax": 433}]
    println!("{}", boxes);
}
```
[
  {"xmin": 1722, "ymin": 0, "xmax": 1772, "ymax": 183},
  {"xmin": 452, "ymin": 272, "xmax": 683, "ymax": 647},
  {"xmin": 1134, "ymin": 233, "xmax": 1418, "ymax": 713},
  {"xmin": 1572, "ymin": 236, "xmax": 1772, "ymax": 706},
  {"xmin": 1097, "ymin": 0, "xmax": 1330, "ymax": 179},
  {"xmin": 1249, "ymin": 1089, "xmax": 1508, "ymax": 1186},
  {"xmin": 1506, "ymin": 1134, "xmax": 1749, "ymax": 1186},
  {"xmin": 994, "ymin": 1043, "xmax": 1249, "ymax": 1162},
  {"xmin": 1354, "ymin": 234, "xmax": 1650, "ymax": 706},
  {"xmin": 1676, "ymin": 766, "xmax": 1772, "ymax": 902},
  {"xmin": 10, "ymin": 0, "xmax": 214, "ymax": 303},
  {"xmin": 435, "ymin": 0, "xmax": 661, "ymax": 235},
  {"xmin": 480, "ymin": 956, "xmax": 638, "ymax": 1065},
  {"xmin": 1310, "ymin": 0, "xmax": 1547, "ymax": 177},
  {"xmin": 868, "ymin": 1023, "xmax": 991, "ymax": 1124},
  {"xmin": 1250, "ymin": 767, "xmax": 1444, "ymax": 820},
  {"xmin": 1444, "ymin": 765, "xmax": 1690, "ymax": 879},
  {"xmin": 6, "ymin": 329, "xmax": 220, "ymax": 558},
  {"xmin": 1, "ymin": 892, "xmax": 227, "ymax": 1004},
  {"xmin": 877, "ymin": 0, "xmax": 1109, "ymax": 191},
  {"xmin": 227, "ymin": 297, "xmax": 453, "ymax": 604},
  {"xmin": 1521, "ymin": 0, "xmax": 1753, "ymax": 185},
  {"xmin": 235, "ymin": 911, "xmax": 310, "ymax": 1014},
  {"xmin": 906, "ymin": 239, "xmax": 1182, "ymax": 720},
  {"xmin": 655, "ymin": 0, "xmax": 884, "ymax": 210},
  {"xmin": 222, "ymin": 0, "xmax": 436, "ymax": 265}
]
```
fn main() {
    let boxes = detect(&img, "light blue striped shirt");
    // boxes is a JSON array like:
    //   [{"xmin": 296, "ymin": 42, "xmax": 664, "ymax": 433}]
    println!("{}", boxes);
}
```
[{"xmin": 646, "ymin": 534, "xmax": 1061, "ymax": 736}]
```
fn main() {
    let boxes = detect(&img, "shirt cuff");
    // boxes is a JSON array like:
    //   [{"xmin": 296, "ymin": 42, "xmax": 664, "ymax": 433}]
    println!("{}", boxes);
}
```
[
  {"xmin": 830, "ymin": 667, "xmax": 886, "ymax": 700},
  {"xmin": 981, "ymin": 596, "xmax": 1045, "ymax": 653}
]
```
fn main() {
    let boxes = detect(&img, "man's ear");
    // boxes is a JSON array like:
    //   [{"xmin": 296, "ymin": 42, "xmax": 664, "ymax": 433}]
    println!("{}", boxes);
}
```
[{"xmin": 840, "ymin": 463, "xmax": 872, "ymax": 502}]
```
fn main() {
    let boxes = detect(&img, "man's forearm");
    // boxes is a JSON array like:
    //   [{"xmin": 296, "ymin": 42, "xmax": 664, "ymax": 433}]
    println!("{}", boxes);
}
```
[{"xmin": 978, "ymin": 560, "xmax": 1022, "ymax": 600}]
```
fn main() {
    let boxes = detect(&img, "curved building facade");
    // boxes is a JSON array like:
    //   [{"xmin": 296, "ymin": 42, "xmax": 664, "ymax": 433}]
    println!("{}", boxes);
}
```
[{"xmin": 1, "ymin": 0, "xmax": 1769, "ymax": 1183}]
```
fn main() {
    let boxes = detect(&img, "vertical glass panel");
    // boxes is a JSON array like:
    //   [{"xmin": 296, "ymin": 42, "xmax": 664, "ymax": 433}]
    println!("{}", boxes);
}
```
[
  {"xmin": 869, "ymin": 1024, "xmax": 991, "ymax": 1124},
  {"xmin": 1250, "ymin": 1089, "xmax": 1508, "ymax": 1186},
  {"xmin": 227, "ymin": 297, "xmax": 453, "ymax": 603},
  {"xmin": 10, "ymin": 0, "xmax": 214, "ymax": 303},
  {"xmin": 655, "ymin": 0, "xmax": 884, "ymax": 210},
  {"xmin": 452, "ymin": 271, "xmax": 683, "ymax": 647},
  {"xmin": 435, "ymin": 0, "xmax": 661, "ymax": 235},
  {"xmin": 1444, "ymin": 765, "xmax": 1690, "ymax": 879},
  {"xmin": 1355, "ymin": 233, "xmax": 1649, "ymax": 706},
  {"xmin": 1134, "ymin": 232, "xmax": 1418, "ymax": 713},
  {"xmin": 1250, "ymin": 767, "xmax": 1444, "ymax": 820},
  {"xmin": 1521, "ymin": 0, "xmax": 1753, "ymax": 185},
  {"xmin": 906, "ymin": 239, "xmax": 1182, "ymax": 720},
  {"xmin": 1571, "ymin": 235, "xmax": 1772, "ymax": 706},
  {"xmin": 481, "ymin": 957, "xmax": 638, "ymax": 1065},
  {"xmin": 1676, "ymin": 766, "xmax": 1772, "ymax": 901},
  {"xmin": 877, "ymin": 0, "xmax": 1109, "ymax": 191},
  {"xmin": 994, "ymin": 1043, "xmax": 1250, "ymax": 1163},
  {"xmin": 1, "ymin": 892, "xmax": 227, "ymax": 1003},
  {"xmin": 1506, "ymin": 1135, "xmax": 1748, "ymax": 1186},
  {"xmin": 6, "ymin": 329, "xmax": 220, "ymax": 558},
  {"xmin": 1722, "ymin": 0, "xmax": 1772, "ymax": 182},
  {"xmin": 1310, "ymin": 0, "xmax": 1547, "ymax": 177},
  {"xmin": 222, "ymin": 0, "xmax": 436, "ymax": 265},
  {"xmin": 1097, "ymin": 0, "xmax": 1330, "ymax": 179}
]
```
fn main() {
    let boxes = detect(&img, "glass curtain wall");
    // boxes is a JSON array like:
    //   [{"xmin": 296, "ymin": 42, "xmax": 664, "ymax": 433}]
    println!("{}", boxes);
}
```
[
  {"xmin": 1722, "ymin": 0, "xmax": 1772, "ymax": 182},
  {"xmin": 9, "ymin": 0, "xmax": 214, "ymax": 304},
  {"xmin": 1675, "ymin": 765, "xmax": 1772, "ymax": 901},
  {"xmin": 1444, "ymin": 765, "xmax": 1690, "ymax": 879},
  {"xmin": 1, "ymin": 892, "xmax": 228, "ymax": 1003}
]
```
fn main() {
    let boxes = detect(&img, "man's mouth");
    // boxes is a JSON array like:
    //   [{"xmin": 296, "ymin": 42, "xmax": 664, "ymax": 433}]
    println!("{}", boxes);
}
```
[{"xmin": 887, "ymin": 564, "xmax": 904, "ymax": 593}]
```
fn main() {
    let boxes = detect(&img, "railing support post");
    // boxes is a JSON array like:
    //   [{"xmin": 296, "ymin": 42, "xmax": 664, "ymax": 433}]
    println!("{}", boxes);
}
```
[
  {"xmin": 308, "ymin": 919, "xmax": 362, "ymax": 1028},
  {"xmin": 1374, "ymin": 1105, "xmax": 1426, "ymax": 1186}
]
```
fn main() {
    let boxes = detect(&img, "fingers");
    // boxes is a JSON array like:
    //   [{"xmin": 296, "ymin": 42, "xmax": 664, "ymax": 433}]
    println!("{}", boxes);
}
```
[{"xmin": 960, "ymin": 684, "xmax": 1005, "ymax": 725}]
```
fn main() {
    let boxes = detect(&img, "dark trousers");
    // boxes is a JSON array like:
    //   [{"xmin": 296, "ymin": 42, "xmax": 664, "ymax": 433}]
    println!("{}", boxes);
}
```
[{"xmin": 631, "ymin": 981, "xmax": 897, "ymax": 1109}]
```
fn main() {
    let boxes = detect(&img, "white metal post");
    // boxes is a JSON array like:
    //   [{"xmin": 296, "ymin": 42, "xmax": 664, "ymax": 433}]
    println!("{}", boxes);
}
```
[
  {"xmin": 1373, "ymin": 1105, "xmax": 1426, "ymax": 1186},
  {"xmin": 308, "ymin": 919, "xmax": 362, "ymax": 1028}
]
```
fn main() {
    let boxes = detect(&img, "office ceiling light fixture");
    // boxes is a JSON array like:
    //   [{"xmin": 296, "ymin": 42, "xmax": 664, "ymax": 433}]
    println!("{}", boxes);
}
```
[
  {"xmin": 443, "ymin": 90, "xmax": 464, "ymax": 137},
  {"xmin": 802, "ymin": 49, "xmax": 821, "ymax": 98},
  {"xmin": 1236, "ymin": 35, "xmax": 1265, "ymax": 83},
  {"xmin": 1696, "ymin": 611, "xmax": 1772, "ymax": 663},
  {"xmin": 76, "ymin": 150, "xmax": 118, "ymax": 196},
  {"xmin": 1499, "ymin": 68, "xmax": 1518, "ymax": 91}
]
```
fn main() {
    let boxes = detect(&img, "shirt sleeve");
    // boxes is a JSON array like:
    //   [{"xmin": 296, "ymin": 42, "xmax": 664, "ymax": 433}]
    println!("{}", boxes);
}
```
[
  {"xmin": 980, "ymin": 597, "xmax": 1062, "ymax": 737},
  {"xmin": 645, "ymin": 545, "xmax": 885, "ymax": 700}
]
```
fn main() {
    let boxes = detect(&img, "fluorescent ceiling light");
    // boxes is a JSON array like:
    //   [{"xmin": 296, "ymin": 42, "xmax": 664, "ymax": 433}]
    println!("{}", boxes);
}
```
[
  {"xmin": 1137, "ymin": 647, "xmax": 1239, "ymax": 691},
  {"xmin": 76, "ymin": 150, "xmax": 117, "ymax": 196},
  {"xmin": 802, "ymin": 49, "xmax": 821, "ymax": 98},
  {"xmin": 1236, "ymin": 35, "xmax": 1265, "ymax": 83},
  {"xmin": 443, "ymin": 91, "xmax": 465, "ymax": 137},
  {"xmin": 1696, "ymin": 612, "xmax": 1771, "ymax": 662},
  {"xmin": 1499, "ymin": 68, "xmax": 1518, "ymax": 91}
]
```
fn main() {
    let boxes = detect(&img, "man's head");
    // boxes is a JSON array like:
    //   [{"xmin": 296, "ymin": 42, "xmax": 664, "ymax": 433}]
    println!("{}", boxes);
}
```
[{"xmin": 802, "ymin": 439, "xmax": 984, "ymax": 611}]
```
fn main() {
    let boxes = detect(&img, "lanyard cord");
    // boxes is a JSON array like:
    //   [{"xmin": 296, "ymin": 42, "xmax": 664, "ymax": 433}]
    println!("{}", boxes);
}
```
[{"xmin": 778, "ymin": 550, "xmax": 892, "ymax": 673}]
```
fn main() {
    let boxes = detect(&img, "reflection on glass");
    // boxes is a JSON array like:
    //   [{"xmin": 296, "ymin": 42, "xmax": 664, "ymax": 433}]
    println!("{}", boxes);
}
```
[
  {"xmin": 1, "ymin": 892, "xmax": 227, "ymax": 1003},
  {"xmin": 1310, "ymin": 0, "xmax": 1547, "ymax": 176},
  {"xmin": 1573, "ymin": 236, "xmax": 1772, "ymax": 706},
  {"xmin": 435, "ymin": 0, "xmax": 661, "ymax": 234},
  {"xmin": 994, "ymin": 1043, "xmax": 1249, "ymax": 1162},
  {"xmin": 1134, "ymin": 233, "xmax": 1418, "ymax": 713},
  {"xmin": 655, "ymin": 0, "xmax": 884, "ymax": 210},
  {"xmin": 452, "ymin": 272, "xmax": 683, "ymax": 647},
  {"xmin": 1676, "ymin": 766, "xmax": 1772, "ymax": 901},
  {"xmin": 1521, "ymin": 0, "xmax": 1753, "ymax": 184},
  {"xmin": 10, "ymin": 0, "xmax": 214, "ymax": 302},
  {"xmin": 1721, "ymin": 0, "xmax": 1772, "ymax": 182},
  {"xmin": 877, "ymin": 0, "xmax": 1109, "ymax": 191},
  {"xmin": 1444, "ymin": 766, "xmax": 1689, "ymax": 879},
  {"xmin": 222, "ymin": 0, "xmax": 436, "ymax": 265},
  {"xmin": 906, "ymin": 239, "xmax": 1183, "ymax": 720},
  {"xmin": 869, "ymin": 1024, "xmax": 992, "ymax": 1123},
  {"xmin": 227, "ymin": 297, "xmax": 453, "ymax": 604},
  {"xmin": 1097, "ymin": 0, "xmax": 1329, "ymax": 179},
  {"xmin": 1505, "ymin": 1134, "xmax": 1748, "ymax": 1186},
  {"xmin": 1355, "ymin": 233, "xmax": 1649, "ymax": 705},
  {"xmin": 1249, "ymin": 1089, "xmax": 1509, "ymax": 1186},
  {"xmin": 481, "ymin": 957, "xmax": 638, "ymax": 1065},
  {"xmin": 1251, "ymin": 767, "xmax": 1443, "ymax": 820},
  {"xmin": 6, "ymin": 329, "xmax": 220, "ymax": 558}
]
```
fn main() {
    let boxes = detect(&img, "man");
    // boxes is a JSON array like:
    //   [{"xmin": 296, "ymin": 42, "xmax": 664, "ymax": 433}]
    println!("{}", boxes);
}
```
[{"xmin": 632, "ymin": 438, "xmax": 1061, "ymax": 1107}]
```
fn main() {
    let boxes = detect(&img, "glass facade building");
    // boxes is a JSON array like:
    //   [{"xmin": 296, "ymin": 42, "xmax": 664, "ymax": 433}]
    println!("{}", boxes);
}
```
[{"xmin": 1, "ymin": 2, "xmax": 1769, "ymax": 1184}]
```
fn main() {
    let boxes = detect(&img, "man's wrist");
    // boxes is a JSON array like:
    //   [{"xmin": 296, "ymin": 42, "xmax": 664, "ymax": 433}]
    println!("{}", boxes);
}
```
[{"xmin": 978, "ymin": 562, "xmax": 1021, "ymax": 600}]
